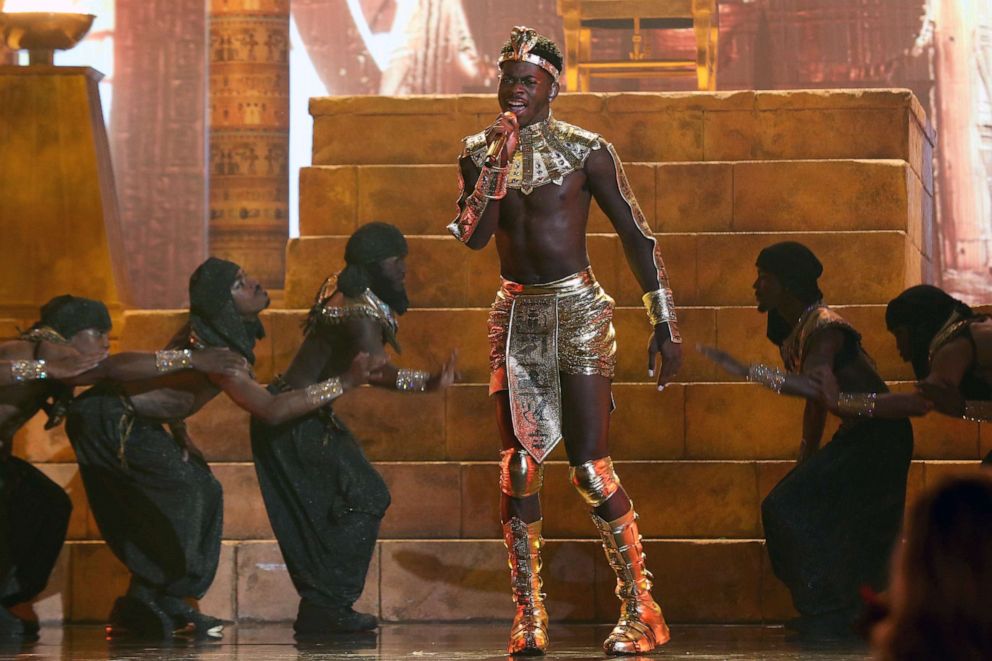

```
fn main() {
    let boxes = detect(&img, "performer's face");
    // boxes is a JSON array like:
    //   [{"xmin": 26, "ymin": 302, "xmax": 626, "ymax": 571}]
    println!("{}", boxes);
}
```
[
  {"xmin": 68, "ymin": 327, "xmax": 110, "ymax": 355},
  {"xmin": 889, "ymin": 325, "xmax": 913, "ymax": 362},
  {"xmin": 498, "ymin": 61, "xmax": 558, "ymax": 127},
  {"xmin": 230, "ymin": 269, "xmax": 270, "ymax": 317},
  {"xmin": 753, "ymin": 268, "xmax": 785, "ymax": 313}
]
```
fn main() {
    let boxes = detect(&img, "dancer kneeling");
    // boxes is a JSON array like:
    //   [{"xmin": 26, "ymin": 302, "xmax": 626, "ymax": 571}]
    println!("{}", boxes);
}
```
[
  {"xmin": 701, "ymin": 242, "xmax": 916, "ymax": 639},
  {"xmin": 65, "ymin": 259, "xmax": 375, "ymax": 638}
]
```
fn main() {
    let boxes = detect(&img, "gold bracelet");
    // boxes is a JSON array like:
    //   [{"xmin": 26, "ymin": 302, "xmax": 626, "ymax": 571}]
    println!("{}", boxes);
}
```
[
  {"xmin": 477, "ymin": 164, "xmax": 508, "ymax": 199},
  {"xmin": 837, "ymin": 392, "xmax": 878, "ymax": 417},
  {"xmin": 642, "ymin": 288, "xmax": 677, "ymax": 327},
  {"xmin": 155, "ymin": 349, "xmax": 193, "ymax": 373},
  {"xmin": 305, "ymin": 378, "xmax": 344, "ymax": 407},
  {"xmin": 963, "ymin": 400, "xmax": 992, "ymax": 422},
  {"xmin": 11, "ymin": 359, "xmax": 47, "ymax": 382},
  {"xmin": 396, "ymin": 368, "xmax": 429, "ymax": 392},
  {"xmin": 746, "ymin": 363, "xmax": 786, "ymax": 394}
]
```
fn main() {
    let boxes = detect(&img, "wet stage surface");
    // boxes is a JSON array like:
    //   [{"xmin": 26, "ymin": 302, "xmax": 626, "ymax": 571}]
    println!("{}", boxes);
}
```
[{"xmin": 0, "ymin": 624, "xmax": 872, "ymax": 660}]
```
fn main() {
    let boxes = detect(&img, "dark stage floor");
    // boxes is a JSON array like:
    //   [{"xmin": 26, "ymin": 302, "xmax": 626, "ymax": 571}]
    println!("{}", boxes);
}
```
[{"xmin": 0, "ymin": 623, "xmax": 873, "ymax": 660}]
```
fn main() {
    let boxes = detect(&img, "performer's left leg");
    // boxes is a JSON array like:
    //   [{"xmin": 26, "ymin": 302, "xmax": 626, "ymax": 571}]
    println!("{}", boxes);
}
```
[{"xmin": 561, "ymin": 373, "xmax": 670, "ymax": 656}]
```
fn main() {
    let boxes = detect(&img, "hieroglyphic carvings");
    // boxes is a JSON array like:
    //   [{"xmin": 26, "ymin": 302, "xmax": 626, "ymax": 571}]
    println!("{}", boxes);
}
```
[
  {"xmin": 111, "ymin": 0, "xmax": 207, "ymax": 308},
  {"xmin": 209, "ymin": 0, "xmax": 289, "ymax": 289}
]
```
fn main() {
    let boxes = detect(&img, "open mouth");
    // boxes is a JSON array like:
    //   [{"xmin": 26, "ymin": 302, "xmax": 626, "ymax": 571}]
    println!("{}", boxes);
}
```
[{"xmin": 507, "ymin": 99, "xmax": 528, "ymax": 113}]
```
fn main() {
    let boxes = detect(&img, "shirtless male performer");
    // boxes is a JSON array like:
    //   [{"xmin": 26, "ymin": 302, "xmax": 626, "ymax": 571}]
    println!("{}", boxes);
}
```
[{"xmin": 447, "ymin": 26, "xmax": 682, "ymax": 656}]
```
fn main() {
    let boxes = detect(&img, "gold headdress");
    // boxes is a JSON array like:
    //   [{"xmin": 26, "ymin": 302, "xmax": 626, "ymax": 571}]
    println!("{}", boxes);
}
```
[{"xmin": 497, "ymin": 26, "xmax": 561, "ymax": 82}]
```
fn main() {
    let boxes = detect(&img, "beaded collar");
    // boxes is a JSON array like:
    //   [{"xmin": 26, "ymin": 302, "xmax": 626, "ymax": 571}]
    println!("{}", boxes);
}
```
[{"xmin": 464, "ymin": 113, "xmax": 601, "ymax": 194}]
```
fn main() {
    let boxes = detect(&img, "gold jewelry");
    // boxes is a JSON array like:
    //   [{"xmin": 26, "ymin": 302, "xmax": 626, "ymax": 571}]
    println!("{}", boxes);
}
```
[
  {"xmin": 497, "ymin": 26, "xmax": 561, "ymax": 81},
  {"xmin": 11, "ymin": 359, "xmax": 47, "ymax": 382},
  {"xmin": 747, "ymin": 363, "xmax": 786, "ymax": 394},
  {"xmin": 642, "ymin": 288, "xmax": 677, "ymax": 327},
  {"xmin": 570, "ymin": 456, "xmax": 621, "ymax": 507},
  {"xmin": 396, "ymin": 368, "xmax": 429, "ymax": 392},
  {"xmin": 963, "ymin": 400, "xmax": 992, "ymax": 421},
  {"xmin": 837, "ymin": 392, "xmax": 878, "ymax": 417},
  {"xmin": 155, "ymin": 349, "xmax": 193, "ymax": 373},
  {"xmin": 477, "ymin": 164, "xmax": 508, "ymax": 199},
  {"xmin": 305, "ymin": 378, "xmax": 344, "ymax": 407}
]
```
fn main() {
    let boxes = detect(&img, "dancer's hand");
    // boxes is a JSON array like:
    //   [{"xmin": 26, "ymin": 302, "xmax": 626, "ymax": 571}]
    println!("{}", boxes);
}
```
[
  {"xmin": 696, "ymin": 344, "xmax": 747, "ymax": 379},
  {"xmin": 427, "ymin": 350, "xmax": 459, "ymax": 391},
  {"xmin": 341, "ymin": 352, "xmax": 386, "ymax": 389},
  {"xmin": 915, "ymin": 381, "xmax": 964, "ymax": 417},
  {"xmin": 44, "ymin": 348, "xmax": 106, "ymax": 379},
  {"xmin": 809, "ymin": 365, "xmax": 840, "ymax": 412},
  {"xmin": 485, "ymin": 111, "xmax": 520, "ymax": 163},
  {"xmin": 192, "ymin": 348, "xmax": 249, "ymax": 377},
  {"xmin": 647, "ymin": 326, "xmax": 682, "ymax": 390}
]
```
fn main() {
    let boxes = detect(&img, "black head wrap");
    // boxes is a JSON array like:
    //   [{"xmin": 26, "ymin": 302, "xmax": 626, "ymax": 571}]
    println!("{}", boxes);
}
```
[
  {"xmin": 30, "ymin": 295, "xmax": 111, "ymax": 340},
  {"xmin": 187, "ymin": 257, "xmax": 265, "ymax": 364},
  {"xmin": 337, "ymin": 221, "xmax": 408, "ymax": 302},
  {"xmin": 886, "ymin": 285, "xmax": 973, "ymax": 379},
  {"xmin": 756, "ymin": 242, "xmax": 824, "ymax": 345}
]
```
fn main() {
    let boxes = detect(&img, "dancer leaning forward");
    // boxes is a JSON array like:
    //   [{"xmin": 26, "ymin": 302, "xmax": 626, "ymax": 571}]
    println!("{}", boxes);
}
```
[{"xmin": 448, "ymin": 26, "xmax": 683, "ymax": 656}]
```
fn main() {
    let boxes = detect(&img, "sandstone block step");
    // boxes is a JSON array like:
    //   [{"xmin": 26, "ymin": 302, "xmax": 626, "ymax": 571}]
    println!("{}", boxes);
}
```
[
  {"xmin": 16, "ymin": 379, "xmax": 985, "ymax": 472},
  {"xmin": 50, "ymin": 537, "xmax": 793, "ymax": 624},
  {"xmin": 300, "ymin": 159, "xmax": 925, "ymax": 238},
  {"xmin": 35, "ymin": 458, "xmax": 983, "ymax": 544},
  {"xmin": 310, "ymin": 91, "xmax": 931, "ymax": 187},
  {"xmin": 107, "ymin": 304, "xmax": 917, "ymax": 387},
  {"xmin": 285, "ymin": 232, "xmax": 922, "ymax": 310}
]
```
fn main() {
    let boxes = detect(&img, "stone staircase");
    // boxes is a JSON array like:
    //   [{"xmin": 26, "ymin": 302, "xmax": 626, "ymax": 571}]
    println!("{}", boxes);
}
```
[{"xmin": 13, "ymin": 90, "xmax": 991, "ymax": 625}]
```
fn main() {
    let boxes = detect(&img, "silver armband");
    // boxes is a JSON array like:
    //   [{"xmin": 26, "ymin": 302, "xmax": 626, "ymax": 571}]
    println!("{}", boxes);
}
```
[
  {"xmin": 11, "ymin": 359, "xmax": 47, "ymax": 382},
  {"xmin": 305, "ymin": 377, "xmax": 344, "ymax": 407},
  {"xmin": 837, "ymin": 392, "xmax": 878, "ymax": 418},
  {"xmin": 396, "ymin": 368, "xmax": 429, "ymax": 392},
  {"xmin": 642, "ymin": 288, "xmax": 682, "ymax": 343},
  {"xmin": 156, "ymin": 349, "xmax": 193, "ymax": 373},
  {"xmin": 747, "ymin": 363, "xmax": 786, "ymax": 394}
]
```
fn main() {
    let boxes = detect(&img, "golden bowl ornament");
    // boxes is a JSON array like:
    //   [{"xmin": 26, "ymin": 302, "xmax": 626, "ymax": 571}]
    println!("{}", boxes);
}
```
[{"xmin": 0, "ymin": 12, "xmax": 96, "ymax": 65}]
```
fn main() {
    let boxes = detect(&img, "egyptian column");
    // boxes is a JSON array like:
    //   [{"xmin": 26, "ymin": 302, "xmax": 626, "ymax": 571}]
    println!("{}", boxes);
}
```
[{"xmin": 208, "ymin": 0, "xmax": 290, "ymax": 290}]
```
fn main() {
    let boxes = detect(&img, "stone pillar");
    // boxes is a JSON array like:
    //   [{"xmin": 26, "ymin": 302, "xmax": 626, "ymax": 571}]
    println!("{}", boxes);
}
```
[{"xmin": 208, "ymin": 0, "xmax": 289, "ymax": 290}]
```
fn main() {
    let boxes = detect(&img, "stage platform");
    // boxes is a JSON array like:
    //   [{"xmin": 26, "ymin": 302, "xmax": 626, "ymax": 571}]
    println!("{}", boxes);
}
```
[{"xmin": 1, "ymin": 624, "xmax": 873, "ymax": 660}]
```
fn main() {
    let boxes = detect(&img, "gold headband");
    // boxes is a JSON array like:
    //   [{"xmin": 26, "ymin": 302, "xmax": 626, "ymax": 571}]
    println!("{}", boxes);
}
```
[
  {"xmin": 497, "ymin": 26, "xmax": 561, "ymax": 82},
  {"xmin": 19, "ymin": 326, "xmax": 70, "ymax": 345}
]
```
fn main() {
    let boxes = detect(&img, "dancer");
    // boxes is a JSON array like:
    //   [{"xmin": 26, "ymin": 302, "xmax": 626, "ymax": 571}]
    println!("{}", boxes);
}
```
[
  {"xmin": 65, "ymin": 259, "xmax": 375, "ymax": 638},
  {"xmin": 252, "ymin": 222, "xmax": 455, "ymax": 637},
  {"xmin": 701, "ymin": 242, "xmax": 914, "ymax": 639},
  {"xmin": 447, "ymin": 27, "xmax": 682, "ymax": 655}
]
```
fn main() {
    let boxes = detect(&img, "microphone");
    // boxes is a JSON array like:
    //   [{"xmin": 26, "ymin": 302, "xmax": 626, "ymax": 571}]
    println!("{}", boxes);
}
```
[{"xmin": 484, "ymin": 112, "xmax": 516, "ymax": 167}]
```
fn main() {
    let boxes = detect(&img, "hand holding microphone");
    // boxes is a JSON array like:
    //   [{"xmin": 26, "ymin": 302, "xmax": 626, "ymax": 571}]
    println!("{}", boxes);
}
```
[{"xmin": 485, "ymin": 111, "xmax": 519, "ymax": 167}]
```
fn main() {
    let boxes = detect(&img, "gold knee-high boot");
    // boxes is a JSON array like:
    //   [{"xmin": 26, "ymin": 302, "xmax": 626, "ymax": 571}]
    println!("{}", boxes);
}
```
[
  {"xmin": 503, "ymin": 517, "xmax": 549, "ymax": 655},
  {"xmin": 592, "ymin": 506, "xmax": 670, "ymax": 655}
]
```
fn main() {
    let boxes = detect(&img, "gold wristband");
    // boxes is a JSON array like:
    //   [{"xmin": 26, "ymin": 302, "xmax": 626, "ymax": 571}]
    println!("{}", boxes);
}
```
[
  {"xmin": 396, "ymin": 368, "xmax": 429, "ymax": 392},
  {"xmin": 747, "ymin": 363, "xmax": 786, "ymax": 394},
  {"xmin": 477, "ymin": 164, "xmax": 508, "ymax": 199},
  {"xmin": 11, "ymin": 359, "xmax": 47, "ymax": 382},
  {"xmin": 837, "ymin": 392, "xmax": 878, "ymax": 417},
  {"xmin": 305, "ymin": 378, "xmax": 344, "ymax": 407},
  {"xmin": 963, "ymin": 400, "xmax": 992, "ymax": 422},
  {"xmin": 155, "ymin": 349, "xmax": 193, "ymax": 373},
  {"xmin": 642, "ymin": 288, "xmax": 677, "ymax": 326}
]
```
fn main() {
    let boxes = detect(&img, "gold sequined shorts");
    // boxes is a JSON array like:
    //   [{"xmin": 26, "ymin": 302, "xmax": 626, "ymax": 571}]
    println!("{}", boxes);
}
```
[{"xmin": 488, "ymin": 267, "xmax": 617, "ymax": 394}]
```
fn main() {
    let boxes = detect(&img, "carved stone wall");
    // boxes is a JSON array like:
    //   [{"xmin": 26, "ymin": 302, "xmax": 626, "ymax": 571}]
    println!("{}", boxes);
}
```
[
  {"xmin": 111, "ymin": 0, "xmax": 208, "ymax": 308},
  {"xmin": 209, "ymin": 0, "xmax": 289, "ymax": 290}
]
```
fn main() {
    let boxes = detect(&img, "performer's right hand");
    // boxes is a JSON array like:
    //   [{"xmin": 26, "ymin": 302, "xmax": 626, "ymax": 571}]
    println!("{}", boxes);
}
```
[
  {"xmin": 192, "ymin": 347, "xmax": 249, "ymax": 377},
  {"xmin": 44, "ymin": 348, "xmax": 106, "ymax": 379},
  {"xmin": 485, "ymin": 112, "xmax": 520, "ymax": 163}
]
